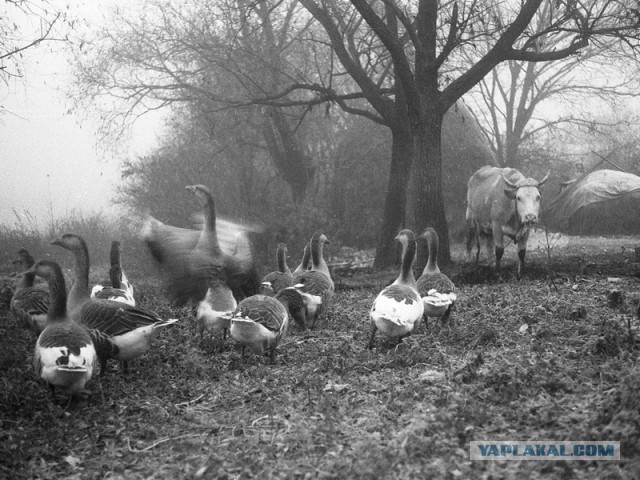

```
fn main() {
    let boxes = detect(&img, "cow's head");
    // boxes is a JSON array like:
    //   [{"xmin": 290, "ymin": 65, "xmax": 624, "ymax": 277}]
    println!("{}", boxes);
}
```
[{"xmin": 502, "ymin": 171, "xmax": 550, "ymax": 225}]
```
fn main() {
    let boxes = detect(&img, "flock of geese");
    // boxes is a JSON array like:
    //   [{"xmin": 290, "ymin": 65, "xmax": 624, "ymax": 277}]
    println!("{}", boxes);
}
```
[{"xmin": 7, "ymin": 184, "xmax": 457, "ymax": 404}]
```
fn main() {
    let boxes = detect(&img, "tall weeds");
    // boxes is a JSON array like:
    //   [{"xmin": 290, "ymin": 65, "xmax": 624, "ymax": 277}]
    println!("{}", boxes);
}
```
[{"xmin": 0, "ymin": 209, "xmax": 147, "ymax": 275}]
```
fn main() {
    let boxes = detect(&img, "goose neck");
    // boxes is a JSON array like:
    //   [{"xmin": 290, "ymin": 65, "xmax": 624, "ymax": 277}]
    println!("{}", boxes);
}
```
[
  {"xmin": 69, "ymin": 243, "xmax": 91, "ymax": 300},
  {"xmin": 398, "ymin": 237, "xmax": 417, "ymax": 285},
  {"xmin": 277, "ymin": 246, "xmax": 290, "ymax": 274},
  {"xmin": 109, "ymin": 243, "xmax": 121, "ymax": 267},
  {"xmin": 199, "ymin": 195, "xmax": 221, "ymax": 253},
  {"xmin": 425, "ymin": 232, "xmax": 440, "ymax": 274},
  {"xmin": 47, "ymin": 267, "xmax": 69, "ymax": 321},
  {"xmin": 18, "ymin": 271, "xmax": 36, "ymax": 289}
]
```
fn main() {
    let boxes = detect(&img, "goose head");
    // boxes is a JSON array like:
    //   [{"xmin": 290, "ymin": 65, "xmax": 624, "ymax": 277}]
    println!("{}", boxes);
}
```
[
  {"xmin": 51, "ymin": 233, "xmax": 85, "ymax": 251},
  {"xmin": 186, "ymin": 184, "xmax": 213, "ymax": 207}
]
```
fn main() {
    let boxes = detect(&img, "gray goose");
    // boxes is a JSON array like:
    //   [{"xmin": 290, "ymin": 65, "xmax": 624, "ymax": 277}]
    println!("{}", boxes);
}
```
[
  {"xmin": 91, "ymin": 241, "xmax": 135, "ymax": 306},
  {"xmin": 292, "ymin": 232, "xmax": 334, "ymax": 328},
  {"xmin": 260, "ymin": 243, "xmax": 293, "ymax": 296},
  {"xmin": 416, "ymin": 228, "xmax": 457, "ymax": 326},
  {"xmin": 227, "ymin": 294, "xmax": 290, "ymax": 361},
  {"xmin": 52, "ymin": 234, "xmax": 178, "ymax": 373},
  {"xmin": 142, "ymin": 184, "xmax": 259, "ymax": 306},
  {"xmin": 10, "ymin": 249, "xmax": 49, "ymax": 334},
  {"xmin": 31, "ymin": 259, "xmax": 117, "ymax": 401},
  {"xmin": 368, "ymin": 229, "xmax": 424, "ymax": 349}
]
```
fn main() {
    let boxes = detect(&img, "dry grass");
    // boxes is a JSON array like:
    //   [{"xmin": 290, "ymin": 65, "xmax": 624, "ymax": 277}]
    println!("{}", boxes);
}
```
[{"xmin": 1, "ymin": 235, "xmax": 639, "ymax": 479}]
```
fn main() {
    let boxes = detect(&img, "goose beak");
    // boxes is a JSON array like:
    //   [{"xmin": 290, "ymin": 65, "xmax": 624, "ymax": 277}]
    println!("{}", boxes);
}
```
[
  {"xmin": 51, "ymin": 239, "xmax": 62, "ymax": 247},
  {"xmin": 185, "ymin": 185, "xmax": 197, "ymax": 193}
]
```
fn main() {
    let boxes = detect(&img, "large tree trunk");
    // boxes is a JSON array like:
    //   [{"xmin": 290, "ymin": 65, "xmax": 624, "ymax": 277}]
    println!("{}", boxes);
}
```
[
  {"xmin": 373, "ymin": 124, "xmax": 414, "ymax": 268},
  {"xmin": 411, "ymin": 110, "xmax": 451, "ymax": 271},
  {"xmin": 262, "ymin": 108, "xmax": 315, "ymax": 203}
]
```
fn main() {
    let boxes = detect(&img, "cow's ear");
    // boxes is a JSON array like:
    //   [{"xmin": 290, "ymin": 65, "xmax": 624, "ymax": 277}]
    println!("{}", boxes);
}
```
[{"xmin": 504, "ymin": 187, "xmax": 516, "ymax": 199}]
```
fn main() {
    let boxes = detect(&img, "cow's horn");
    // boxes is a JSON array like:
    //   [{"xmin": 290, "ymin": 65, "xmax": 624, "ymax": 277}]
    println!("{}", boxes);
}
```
[
  {"xmin": 501, "ymin": 173, "xmax": 519, "ymax": 189},
  {"xmin": 537, "ymin": 170, "xmax": 551, "ymax": 186}
]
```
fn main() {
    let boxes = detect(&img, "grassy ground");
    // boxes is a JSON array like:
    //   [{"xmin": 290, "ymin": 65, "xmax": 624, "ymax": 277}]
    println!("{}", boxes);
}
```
[{"xmin": 1, "ymin": 234, "xmax": 639, "ymax": 479}]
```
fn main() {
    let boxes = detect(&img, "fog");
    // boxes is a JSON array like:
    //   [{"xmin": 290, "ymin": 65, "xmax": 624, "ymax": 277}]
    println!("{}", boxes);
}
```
[{"xmin": 0, "ymin": 1, "xmax": 163, "ymax": 230}]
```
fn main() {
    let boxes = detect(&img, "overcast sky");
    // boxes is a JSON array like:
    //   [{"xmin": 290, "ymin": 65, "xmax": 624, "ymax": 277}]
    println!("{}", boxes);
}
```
[{"xmin": 0, "ymin": 1, "xmax": 163, "ymax": 230}]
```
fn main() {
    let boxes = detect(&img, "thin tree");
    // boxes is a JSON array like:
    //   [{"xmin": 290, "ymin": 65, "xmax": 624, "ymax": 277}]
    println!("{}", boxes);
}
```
[{"xmin": 464, "ymin": 1, "xmax": 639, "ymax": 168}]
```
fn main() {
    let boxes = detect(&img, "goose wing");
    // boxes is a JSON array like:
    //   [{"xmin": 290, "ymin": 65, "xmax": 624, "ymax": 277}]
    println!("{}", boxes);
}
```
[
  {"xmin": 92, "ymin": 286, "xmax": 136, "ymax": 306},
  {"xmin": 261, "ymin": 271, "xmax": 294, "ymax": 295},
  {"xmin": 79, "ymin": 299, "xmax": 168, "ymax": 337},
  {"xmin": 417, "ymin": 272, "xmax": 456, "ymax": 296},
  {"xmin": 11, "ymin": 288, "xmax": 49, "ymax": 315},
  {"xmin": 293, "ymin": 270, "xmax": 334, "ymax": 296},
  {"xmin": 235, "ymin": 296, "xmax": 287, "ymax": 331}
]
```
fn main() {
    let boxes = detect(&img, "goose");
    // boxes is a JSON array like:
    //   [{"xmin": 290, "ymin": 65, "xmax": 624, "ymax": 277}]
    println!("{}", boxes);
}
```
[
  {"xmin": 142, "ymin": 184, "xmax": 259, "ymax": 306},
  {"xmin": 10, "ymin": 249, "xmax": 49, "ymax": 334},
  {"xmin": 91, "ymin": 241, "xmax": 135, "ymax": 306},
  {"xmin": 274, "ymin": 287, "xmax": 308, "ymax": 331},
  {"xmin": 52, "ymin": 233, "xmax": 178, "ymax": 373},
  {"xmin": 30, "ymin": 259, "xmax": 102, "ymax": 401},
  {"xmin": 291, "ymin": 233, "xmax": 334, "ymax": 328},
  {"xmin": 227, "ymin": 294, "xmax": 289, "ymax": 360},
  {"xmin": 416, "ymin": 227, "xmax": 457, "ymax": 326},
  {"xmin": 196, "ymin": 266, "xmax": 238, "ymax": 339},
  {"xmin": 260, "ymin": 243, "xmax": 293, "ymax": 296},
  {"xmin": 368, "ymin": 229, "xmax": 424, "ymax": 349}
]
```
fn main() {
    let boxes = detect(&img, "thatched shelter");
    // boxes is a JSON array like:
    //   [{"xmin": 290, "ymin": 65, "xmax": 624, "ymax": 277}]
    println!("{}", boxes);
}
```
[{"xmin": 543, "ymin": 169, "xmax": 640, "ymax": 235}]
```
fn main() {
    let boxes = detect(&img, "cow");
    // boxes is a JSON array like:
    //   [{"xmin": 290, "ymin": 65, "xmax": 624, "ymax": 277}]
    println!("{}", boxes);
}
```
[{"xmin": 465, "ymin": 166, "xmax": 550, "ymax": 279}]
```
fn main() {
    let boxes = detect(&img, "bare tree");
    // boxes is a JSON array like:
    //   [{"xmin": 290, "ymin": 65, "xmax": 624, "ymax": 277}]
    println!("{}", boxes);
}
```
[
  {"xmin": 71, "ymin": 0, "xmax": 319, "ymax": 201},
  {"xmin": 464, "ymin": 1, "xmax": 640, "ymax": 168},
  {"xmin": 1, "ymin": 0, "xmax": 68, "ymax": 112}
]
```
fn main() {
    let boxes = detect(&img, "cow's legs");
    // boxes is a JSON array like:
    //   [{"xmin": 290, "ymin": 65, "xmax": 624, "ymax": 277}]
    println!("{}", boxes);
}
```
[
  {"xmin": 466, "ymin": 221, "xmax": 481, "ymax": 266},
  {"xmin": 465, "ymin": 222, "xmax": 476, "ymax": 260},
  {"xmin": 492, "ymin": 225, "xmax": 505, "ymax": 276},
  {"xmin": 516, "ymin": 231, "xmax": 531, "ymax": 280}
]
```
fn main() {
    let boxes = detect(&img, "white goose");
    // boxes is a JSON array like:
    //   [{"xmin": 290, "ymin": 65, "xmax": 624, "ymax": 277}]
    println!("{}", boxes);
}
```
[
  {"xmin": 31, "ymin": 259, "xmax": 98, "ymax": 401},
  {"xmin": 228, "ymin": 294, "xmax": 289, "ymax": 361},
  {"xmin": 10, "ymin": 249, "xmax": 49, "ymax": 334},
  {"xmin": 291, "ymin": 232, "xmax": 334, "ymax": 328},
  {"xmin": 260, "ymin": 243, "xmax": 293, "ymax": 296},
  {"xmin": 416, "ymin": 227, "xmax": 457, "ymax": 326},
  {"xmin": 52, "ymin": 234, "xmax": 178, "ymax": 373},
  {"xmin": 368, "ymin": 229, "xmax": 424, "ymax": 349},
  {"xmin": 91, "ymin": 241, "xmax": 135, "ymax": 306},
  {"xmin": 142, "ymin": 184, "xmax": 260, "ymax": 305}
]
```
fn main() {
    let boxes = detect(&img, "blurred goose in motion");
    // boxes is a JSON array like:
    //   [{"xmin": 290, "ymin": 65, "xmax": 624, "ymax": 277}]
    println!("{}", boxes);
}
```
[
  {"xmin": 10, "ymin": 249, "xmax": 49, "ymax": 334},
  {"xmin": 196, "ymin": 266, "xmax": 238, "ymax": 339},
  {"xmin": 142, "ymin": 184, "xmax": 260, "ymax": 306},
  {"xmin": 52, "ymin": 234, "xmax": 178, "ymax": 373},
  {"xmin": 31, "ymin": 259, "xmax": 102, "ymax": 402},
  {"xmin": 368, "ymin": 229, "xmax": 424, "ymax": 349},
  {"xmin": 227, "ymin": 294, "xmax": 290, "ymax": 361},
  {"xmin": 416, "ymin": 228, "xmax": 457, "ymax": 326},
  {"xmin": 260, "ymin": 243, "xmax": 293, "ymax": 296},
  {"xmin": 291, "ymin": 232, "xmax": 334, "ymax": 328},
  {"xmin": 91, "ymin": 241, "xmax": 135, "ymax": 306}
]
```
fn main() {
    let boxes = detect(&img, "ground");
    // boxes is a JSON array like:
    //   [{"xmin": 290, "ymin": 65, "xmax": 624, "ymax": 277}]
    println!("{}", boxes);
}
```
[{"xmin": 1, "ymin": 233, "xmax": 639, "ymax": 479}]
